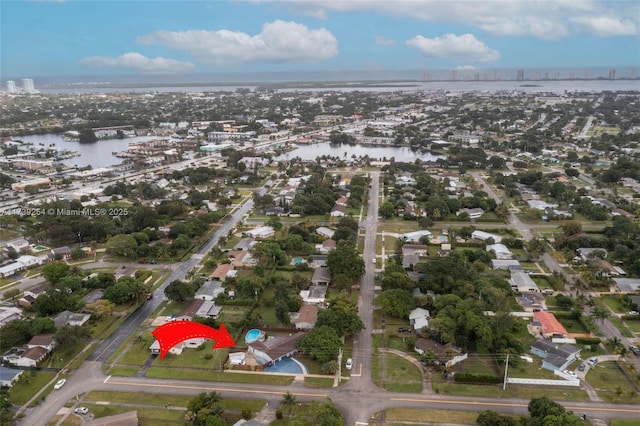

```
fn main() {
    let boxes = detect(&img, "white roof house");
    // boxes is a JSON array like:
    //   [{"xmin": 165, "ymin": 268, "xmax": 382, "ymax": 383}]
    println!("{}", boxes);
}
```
[
  {"xmin": 246, "ymin": 226, "xmax": 275, "ymax": 239},
  {"xmin": 0, "ymin": 262, "xmax": 25, "ymax": 278},
  {"xmin": 511, "ymin": 272, "xmax": 539, "ymax": 293},
  {"xmin": 486, "ymin": 244, "xmax": 513, "ymax": 260},
  {"xmin": 409, "ymin": 308, "xmax": 430, "ymax": 331},
  {"xmin": 195, "ymin": 280, "xmax": 225, "ymax": 301},
  {"xmin": 471, "ymin": 230, "xmax": 502, "ymax": 243},
  {"xmin": 401, "ymin": 230, "xmax": 432, "ymax": 243}
]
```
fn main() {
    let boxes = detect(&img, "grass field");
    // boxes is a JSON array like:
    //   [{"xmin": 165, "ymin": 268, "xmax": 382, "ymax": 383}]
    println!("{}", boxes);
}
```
[
  {"xmin": 585, "ymin": 361, "xmax": 639, "ymax": 403},
  {"xmin": 380, "ymin": 408, "xmax": 521, "ymax": 425},
  {"xmin": 145, "ymin": 368, "xmax": 294, "ymax": 385},
  {"xmin": 82, "ymin": 404, "xmax": 185, "ymax": 425},
  {"xmin": 9, "ymin": 371, "xmax": 57, "ymax": 405},
  {"xmin": 304, "ymin": 377, "xmax": 335, "ymax": 388}
]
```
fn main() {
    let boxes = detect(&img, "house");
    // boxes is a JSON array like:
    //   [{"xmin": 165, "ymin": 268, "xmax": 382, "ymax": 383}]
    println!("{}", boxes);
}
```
[
  {"xmin": 0, "ymin": 307, "xmax": 23, "ymax": 327},
  {"xmin": 264, "ymin": 206, "xmax": 284, "ymax": 216},
  {"xmin": 0, "ymin": 262, "xmax": 25, "ymax": 279},
  {"xmin": 246, "ymin": 226, "xmax": 275, "ymax": 239},
  {"xmin": 0, "ymin": 366, "xmax": 24, "ymax": 388},
  {"xmin": 247, "ymin": 332, "xmax": 306, "ymax": 366},
  {"xmin": 531, "ymin": 311, "xmax": 568, "ymax": 338},
  {"xmin": 491, "ymin": 259, "xmax": 521, "ymax": 270},
  {"xmin": 402, "ymin": 244, "xmax": 428, "ymax": 256},
  {"xmin": 517, "ymin": 292, "xmax": 547, "ymax": 312},
  {"xmin": 409, "ymin": 308, "xmax": 430, "ymax": 331},
  {"xmin": 83, "ymin": 289, "xmax": 105, "ymax": 304},
  {"xmin": 6, "ymin": 238, "xmax": 30, "ymax": 253},
  {"xmin": 85, "ymin": 410, "xmax": 139, "ymax": 426},
  {"xmin": 53, "ymin": 311, "xmax": 91, "ymax": 328},
  {"xmin": 23, "ymin": 284, "xmax": 48, "ymax": 300},
  {"xmin": 177, "ymin": 299, "xmax": 205, "ymax": 319},
  {"xmin": 414, "ymin": 338, "xmax": 466, "ymax": 366},
  {"xmin": 401, "ymin": 230, "xmax": 432, "ymax": 243},
  {"xmin": 457, "ymin": 208, "xmax": 484, "ymax": 219},
  {"xmin": 316, "ymin": 227, "xmax": 335, "ymax": 239},
  {"xmin": 228, "ymin": 352, "xmax": 246, "ymax": 366},
  {"xmin": 210, "ymin": 264, "xmax": 235, "ymax": 281},
  {"xmin": 486, "ymin": 244, "xmax": 513, "ymax": 260},
  {"xmin": 577, "ymin": 248, "xmax": 608, "ymax": 262},
  {"xmin": 234, "ymin": 238, "xmax": 255, "ymax": 251},
  {"xmin": 330, "ymin": 205, "xmax": 346, "ymax": 217},
  {"xmin": 311, "ymin": 267, "xmax": 331, "ymax": 285},
  {"xmin": 49, "ymin": 246, "xmax": 72, "ymax": 260},
  {"xmin": 3, "ymin": 346, "xmax": 49, "ymax": 367},
  {"xmin": 309, "ymin": 255, "xmax": 328, "ymax": 268},
  {"xmin": 196, "ymin": 300, "xmax": 222, "ymax": 319},
  {"xmin": 402, "ymin": 254, "xmax": 420, "ymax": 269},
  {"xmin": 316, "ymin": 239, "xmax": 336, "ymax": 254},
  {"xmin": 335, "ymin": 196, "xmax": 348, "ymax": 207},
  {"xmin": 530, "ymin": 340, "xmax": 581, "ymax": 372},
  {"xmin": 510, "ymin": 271, "xmax": 539, "ymax": 293},
  {"xmin": 613, "ymin": 278, "xmax": 640, "ymax": 293},
  {"xmin": 16, "ymin": 254, "xmax": 43, "ymax": 267},
  {"xmin": 471, "ymin": 230, "xmax": 502, "ymax": 243},
  {"xmin": 629, "ymin": 295, "xmax": 640, "ymax": 311},
  {"xmin": 27, "ymin": 334, "xmax": 56, "ymax": 351},
  {"xmin": 293, "ymin": 304, "xmax": 319, "ymax": 330},
  {"xmin": 300, "ymin": 285, "xmax": 328, "ymax": 306},
  {"xmin": 195, "ymin": 280, "xmax": 225, "ymax": 301}
]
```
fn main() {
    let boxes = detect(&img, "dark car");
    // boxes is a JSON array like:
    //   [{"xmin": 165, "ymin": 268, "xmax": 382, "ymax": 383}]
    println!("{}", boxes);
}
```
[
  {"xmin": 578, "ymin": 363, "xmax": 585, "ymax": 371},
  {"xmin": 630, "ymin": 345, "xmax": 640, "ymax": 355},
  {"xmin": 398, "ymin": 327, "xmax": 412, "ymax": 333}
]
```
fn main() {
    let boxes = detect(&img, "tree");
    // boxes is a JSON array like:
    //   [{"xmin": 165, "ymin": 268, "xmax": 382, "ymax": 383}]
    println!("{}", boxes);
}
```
[
  {"xmin": 381, "ymin": 272, "xmax": 415, "ymax": 291},
  {"xmin": 379, "ymin": 202, "xmax": 396, "ymax": 219},
  {"xmin": 0, "ymin": 390, "xmax": 14, "ymax": 426},
  {"xmin": 164, "ymin": 280, "xmax": 194, "ymax": 303},
  {"xmin": 327, "ymin": 241, "xmax": 364, "ymax": 283},
  {"xmin": 315, "ymin": 298, "xmax": 364, "ymax": 337},
  {"xmin": 528, "ymin": 397, "xmax": 566, "ymax": 420},
  {"xmin": 42, "ymin": 262, "xmax": 70, "ymax": 284},
  {"xmin": 106, "ymin": 234, "xmax": 138, "ymax": 258},
  {"xmin": 476, "ymin": 410, "xmax": 516, "ymax": 426},
  {"xmin": 321, "ymin": 360, "xmax": 338, "ymax": 375},
  {"xmin": 78, "ymin": 128, "xmax": 97, "ymax": 143},
  {"xmin": 560, "ymin": 220, "xmax": 582, "ymax": 236},
  {"xmin": 85, "ymin": 300, "xmax": 116, "ymax": 319},
  {"xmin": 281, "ymin": 392, "xmax": 297, "ymax": 416},
  {"xmin": 252, "ymin": 241, "xmax": 287, "ymax": 267},
  {"xmin": 375, "ymin": 289, "xmax": 414, "ymax": 318},
  {"xmin": 297, "ymin": 326, "xmax": 343, "ymax": 362},
  {"xmin": 54, "ymin": 325, "xmax": 90, "ymax": 347},
  {"xmin": 310, "ymin": 399, "xmax": 343, "ymax": 425}
]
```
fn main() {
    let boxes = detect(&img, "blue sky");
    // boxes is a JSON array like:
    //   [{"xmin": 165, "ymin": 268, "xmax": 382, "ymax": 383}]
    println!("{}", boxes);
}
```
[{"xmin": 1, "ymin": 0, "xmax": 639, "ymax": 78}]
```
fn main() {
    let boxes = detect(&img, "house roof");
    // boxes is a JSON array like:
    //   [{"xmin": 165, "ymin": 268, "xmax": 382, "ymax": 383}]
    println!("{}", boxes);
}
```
[
  {"xmin": 210, "ymin": 264, "xmax": 234, "ymax": 279},
  {"xmin": 53, "ymin": 311, "xmax": 91, "ymax": 327},
  {"xmin": 531, "ymin": 340, "xmax": 580, "ymax": 368},
  {"xmin": 296, "ymin": 305, "xmax": 319, "ymax": 325},
  {"xmin": 414, "ymin": 338, "xmax": 458, "ymax": 360},
  {"xmin": 613, "ymin": 278, "xmax": 640, "ymax": 293},
  {"xmin": 532, "ymin": 311, "xmax": 567, "ymax": 336},
  {"xmin": 195, "ymin": 280, "xmax": 223, "ymax": 297},
  {"xmin": 178, "ymin": 299, "xmax": 205, "ymax": 318},
  {"xmin": 23, "ymin": 346, "xmax": 48, "ymax": 361},
  {"xmin": 248, "ymin": 332, "xmax": 305, "ymax": 364},
  {"xmin": 311, "ymin": 267, "xmax": 331, "ymax": 283},
  {"xmin": 0, "ymin": 366, "xmax": 23, "ymax": 382},
  {"xmin": 27, "ymin": 334, "xmax": 55, "ymax": 347}
]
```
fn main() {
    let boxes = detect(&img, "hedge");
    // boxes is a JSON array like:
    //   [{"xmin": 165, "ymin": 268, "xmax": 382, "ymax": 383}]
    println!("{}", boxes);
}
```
[
  {"xmin": 453, "ymin": 373, "xmax": 501, "ymax": 384},
  {"xmin": 575, "ymin": 337, "xmax": 601, "ymax": 345}
]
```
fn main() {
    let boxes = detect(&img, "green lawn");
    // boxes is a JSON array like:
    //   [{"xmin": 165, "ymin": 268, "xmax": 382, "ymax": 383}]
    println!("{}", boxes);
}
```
[
  {"xmin": 82, "ymin": 404, "xmax": 185, "ymax": 425},
  {"xmin": 145, "ymin": 368, "xmax": 294, "ymax": 385},
  {"xmin": 107, "ymin": 366, "xmax": 140, "ymax": 376},
  {"xmin": 431, "ymin": 381, "xmax": 590, "ymax": 401},
  {"xmin": 611, "ymin": 420, "xmax": 640, "ymax": 426},
  {"xmin": 84, "ymin": 391, "xmax": 192, "ymax": 407},
  {"xmin": 9, "ymin": 371, "xmax": 57, "ymax": 405},
  {"xmin": 381, "ymin": 408, "xmax": 519, "ymax": 425},
  {"xmin": 150, "ymin": 345, "xmax": 229, "ymax": 369},
  {"xmin": 304, "ymin": 377, "xmax": 335, "ymax": 388},
  {"xmin": 585, "ymin": 361, "xmax": 639, "ymax": 403},
  {"xmin": 601, "ymin": 295, "xmax": 630, "ymax": 313}
]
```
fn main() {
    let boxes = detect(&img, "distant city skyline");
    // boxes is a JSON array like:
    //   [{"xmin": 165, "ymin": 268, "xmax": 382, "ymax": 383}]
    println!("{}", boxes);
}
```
[{"xmin": 1, "ymin": 1, "xmax": 639, "ymax": 79}]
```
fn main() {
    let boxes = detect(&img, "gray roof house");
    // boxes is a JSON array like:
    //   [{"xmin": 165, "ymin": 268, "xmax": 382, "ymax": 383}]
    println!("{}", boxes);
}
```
[
  {"xmin": 530, "ymin": 340, "xmax": 581, "ymax": 372},
  {"xmin": 247, "ymin": 332, "xmax": 306, "ymax": 366},
  {"xmin": 613, "ymin": 278, "xmax": 640, "ymax": 293},
  {"xmin": 195, "ymin": 280, "xmax": 225, "ymax": 301},
  {"xmin": 0, "ymin": 366, "xmax": 24, "ymax": 387},
  {"xmin": 300, "ymin": 285, "xmax": 328, "ymax": 306},
  {"xmin": 311, "ymin": 267, "xmax": 331, "ymax": 286},
  {"xmin": 53, "ymin": 311, "xmax": 91, "ymax": 328}
]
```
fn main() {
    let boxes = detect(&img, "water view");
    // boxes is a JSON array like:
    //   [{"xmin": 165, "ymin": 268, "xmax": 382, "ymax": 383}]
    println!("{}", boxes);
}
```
[{"xmin": 276, "ymin": 143, "xmax": 444, "ymax": 163}]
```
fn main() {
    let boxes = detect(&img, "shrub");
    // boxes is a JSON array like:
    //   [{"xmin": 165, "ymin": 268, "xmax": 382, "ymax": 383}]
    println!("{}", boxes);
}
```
[
  {"xmin": 275, "ymin": 409, "xmax": 283, "ymax": 419},
  {"xmin": 453, "ymin": 373, "xmax": 501, "ymax": 384},
  {"xmin": 203, "ymin": 353, "xmax": 213, "ymax": 360},
  {"xmin": 242, "ymin": 408, "xmax": 252, "ymax": 419},
  {"xmin": 575, "ymin": 337, "xmax": 601, "ymax": 345}
]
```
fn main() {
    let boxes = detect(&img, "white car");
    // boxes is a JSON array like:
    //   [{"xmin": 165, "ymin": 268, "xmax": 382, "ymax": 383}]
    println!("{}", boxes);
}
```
[
  {"xmin": 53, "ymin": 379, "xmax": 66, "ymax": 390},
  {"xmin": 74, "ymin": 407, "xmax": 89, "ymax": 415},
  {"xmin": 372, "ymin": 258, "xmax": 376, "ymax": 264},
  {"xmin": 562, "ymin": 370, "xmax": 577, "ymax": 378},
  {"xmin": 345, "ymin": 358, "xmax": 353, "ymax": 370}
]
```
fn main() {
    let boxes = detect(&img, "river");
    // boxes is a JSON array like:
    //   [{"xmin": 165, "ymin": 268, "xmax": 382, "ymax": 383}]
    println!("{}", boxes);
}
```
[{"xmin": 275, "ymin": 143, "xmax": 443, "ymax": 163}]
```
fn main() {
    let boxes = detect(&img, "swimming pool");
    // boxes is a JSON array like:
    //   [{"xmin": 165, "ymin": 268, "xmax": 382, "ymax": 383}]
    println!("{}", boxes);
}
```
[
  {"xmin": 264, "ymin": 357, "xmax": 308, "ymax": 374},
  {"xmin": 292, "ymin": 257, "xmax": 303, "ymax": 265},
  {"xmin": 245, "ymin": 329, "xmax": 262, "ymax": 343},
  {"xmin": 438, "ymin": 235, "xmax": 448, "ymax": 242}
]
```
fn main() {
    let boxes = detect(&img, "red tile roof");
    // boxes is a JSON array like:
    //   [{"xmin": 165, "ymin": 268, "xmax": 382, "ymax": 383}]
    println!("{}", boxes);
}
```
[{"xmin": 533, "ymin": 311, "xmax": 567, "ymax": 336}]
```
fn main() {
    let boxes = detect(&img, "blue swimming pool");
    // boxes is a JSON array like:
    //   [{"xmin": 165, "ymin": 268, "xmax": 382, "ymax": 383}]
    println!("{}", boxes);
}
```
[
  {"xmin": 264, "ymin": 357, "xmax": 307, "ymax": 374},
  {"xmin": 245, "ymin": 329, "xmax": 262, "ymax": 343},
  {"xmin": 438, "ymin": 235, "xmax": 448, "ymax": 242},
  {"xmin": 292, "ymin": 257, "xmax": 303, "ymax": 265}
]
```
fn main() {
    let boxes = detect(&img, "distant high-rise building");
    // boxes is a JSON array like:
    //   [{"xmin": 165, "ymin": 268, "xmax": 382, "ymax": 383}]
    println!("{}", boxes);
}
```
[
  {"xmin": 450, "ymin": 69, "xmax": 457, "ymax": 81},
  {"xmin": 6, "ymin": 80, "xmax": 16, "ymax": 93},
  {"xmin": 608, "ymin": 69, "xmax": 616, "ymax": 80},
  {"xmin": 22, "ymin": 78, "xmax": 35, "ymax": 93},
  {"xmin": 493, "ymin": 70, "xmax": 498, "ymax": 81},
  {"xmin": 631, "ymin": 67, "xmax": 637, "ymax": 79},
  {"xmin": 516, "ymin": 69, "xmax": 525, "ymax": 81}
]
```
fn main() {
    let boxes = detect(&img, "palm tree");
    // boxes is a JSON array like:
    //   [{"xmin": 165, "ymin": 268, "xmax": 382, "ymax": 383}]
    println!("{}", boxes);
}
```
[
  {"xmin": 590, "ymin": 306, "xmax": 610, "ymax": 324},
  {"xmin": 281, "ymin": 391, "xmax": 297, "ymax": 417}
]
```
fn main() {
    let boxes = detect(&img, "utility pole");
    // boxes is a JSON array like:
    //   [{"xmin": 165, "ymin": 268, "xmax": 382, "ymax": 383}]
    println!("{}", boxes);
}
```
[{"xmin": 503, "ymin": 354, "xmax": 509, "ymax": 390}]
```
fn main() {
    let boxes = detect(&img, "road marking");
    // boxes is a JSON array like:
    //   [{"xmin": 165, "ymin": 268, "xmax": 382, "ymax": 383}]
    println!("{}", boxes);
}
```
[
  {"xmin": 104, "ymin": 379, "xmax": 327, "ymax": 398},
  {"xmin": 390, "ymin": 398, "xmax": 640, "ymax": 414},
  {"xmin": 104, "ymin": 375, "xmax": 111, "ymax": 383}
]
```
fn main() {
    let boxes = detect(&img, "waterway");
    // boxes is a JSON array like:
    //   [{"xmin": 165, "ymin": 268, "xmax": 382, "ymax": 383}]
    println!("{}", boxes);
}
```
[
  {"xmin": 14, "ymin": 134, "xmax": 161, "ymax": 168},
  {"xmin": 275, "ymin": 143, "xmax": 443, "ymax": 163}
]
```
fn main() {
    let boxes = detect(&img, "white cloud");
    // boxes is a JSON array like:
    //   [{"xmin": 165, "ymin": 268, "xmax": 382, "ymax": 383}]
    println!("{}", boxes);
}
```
[
  {"xmin": 571, "ymin": 15, "xmax": 639, "ymax": 37},
  {"xmin": 137, "ymin": 20, "xmax": 338, "ymax": 65},
  {"xmin": 406, "ymin": 33, "xmax": 499, "ymax": 62},
  {"xmin": 79, "ymin": 52, "xmax": 195, "ymax": 73},
  {"xmin": 375, "ymin": 36, "xmax": 396, "ymax": 47},
  {"xmin": 453, "ymin": 65, "xmax": 476, "ymax": 70},
  {"xmin": 278, "ymin": 0, "xmax": 637, "ymax": 39}
]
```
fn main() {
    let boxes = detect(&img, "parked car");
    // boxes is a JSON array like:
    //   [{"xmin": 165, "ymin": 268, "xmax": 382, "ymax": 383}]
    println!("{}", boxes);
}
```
[
  {"xmin": 630, "ymin": 345, "xmax": 640, "ymax": 355},
  {"xmin": 74, "ymin": 407, "xmax": 89, "ymax": 415},
  {"xmin": 345, "ymin": 358, "xmax": 353, "ymax": 370},
  {"xmin": 578, "ymin": 363, "xmax": 586, "ymax": 371},
  {"xmin": 562, "ymin": 369, "xmax": 578, "ymax": 378},
  {"xmin": 398, "ymin": 327, "xmax": 412, "ymax": 333},
  {"xmin": 588, "ymin": 357, "xmax": 598, "ymax": 366},
  {"xmin": 54, "ymin": 379, "xmax": 66, "ymax": 390},
  {"xmin": 628, "ymin": 311, "xmax": 639, "ymax": 316},
  {"xmin": 372, "ymin": 258, "xmax": 376, "ymax": 264}
]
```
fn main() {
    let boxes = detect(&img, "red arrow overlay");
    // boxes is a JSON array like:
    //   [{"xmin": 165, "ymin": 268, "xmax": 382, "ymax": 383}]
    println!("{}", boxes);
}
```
[{"xmin": 152, "ymin": 320, "xmax": 235, "ymax": 359}]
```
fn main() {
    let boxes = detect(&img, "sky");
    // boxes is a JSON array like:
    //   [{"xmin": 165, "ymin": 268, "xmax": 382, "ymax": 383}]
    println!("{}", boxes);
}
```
[{"xmin": 1, "ymin": 0, "xmax": 639, "ymax": 79}]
